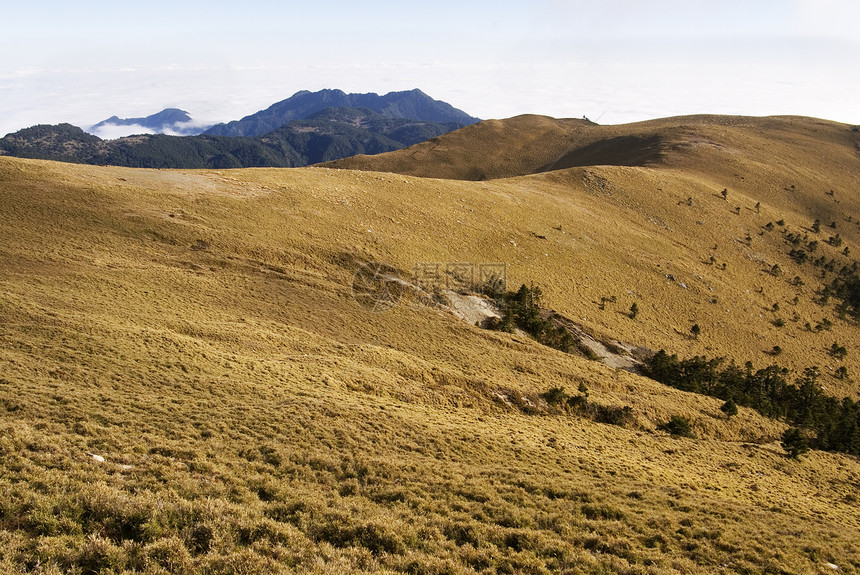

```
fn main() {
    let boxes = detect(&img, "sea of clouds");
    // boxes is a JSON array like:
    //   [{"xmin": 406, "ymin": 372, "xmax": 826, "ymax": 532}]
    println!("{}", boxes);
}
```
[{"xmin": 1, "ymin": 38, "xmax": 858, "ymax": 139}]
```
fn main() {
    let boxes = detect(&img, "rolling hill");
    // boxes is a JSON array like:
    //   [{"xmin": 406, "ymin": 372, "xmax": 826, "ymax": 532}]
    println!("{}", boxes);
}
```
[
  {"xmin": 327, "ymin": 113, "xmax": 860, "ymax": 391},
  {"xmin": 324, "ymin": 113, "xmax": 859, "ymax": 180},
  {"xmin": 1, "ymin": 112, "xmax": 859, "ymax": 573}
]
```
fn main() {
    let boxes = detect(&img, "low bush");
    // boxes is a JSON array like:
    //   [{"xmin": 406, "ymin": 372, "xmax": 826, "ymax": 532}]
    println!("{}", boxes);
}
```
[{"xmin": 658, "ymin": 416, "xmax": 695, "ymax": 438}]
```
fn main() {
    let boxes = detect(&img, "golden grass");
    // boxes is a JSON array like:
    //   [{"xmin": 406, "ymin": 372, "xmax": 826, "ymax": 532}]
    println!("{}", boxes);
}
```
[
  {"xmin": 328, "ymin": 114, "xmax": 860, "ymax": 395},
  {"xmin": 1, "ymin": 112, "xmax": 860, "ymax": 574}
]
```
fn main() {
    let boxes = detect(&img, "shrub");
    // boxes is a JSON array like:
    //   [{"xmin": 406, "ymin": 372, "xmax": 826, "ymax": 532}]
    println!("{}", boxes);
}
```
[
  {"xmin": 566, "ymin": 397, "xmax": 634, "ymax": 427},
  {"xmin": 542, "ymin": 387, "xmax": 567, "ymax": 405},
  {"xmin": 658, "ymin": 416, "xmax": 695, "ymax": 438},
  {"xmin": 591, "ymin": 405, "xmax": 634, "ymax": 427},
  {"xmin": 829, "ymin": 342, "xmax": 848, "ymax": 359},
  {"xmin": 581, "ymin": 504, "xmax": 624, "ymax": 521},
  {"xmin": 789, "ymin": 248, "xmax": 808, "ymax": 263},
  {"xmin": 566, "ymin": 394, "xmax": 587, "ymax": 410},
  {"xmin": 144, "ymin": 536, "xmax": 193, "ymax": 572},
  {"xmin": 311, "ymin": 517, "xmax": 405, "ymax": 555},
  {"xmin": 720, "ymin": 400, "xmax": 738, "ymax": 418}
]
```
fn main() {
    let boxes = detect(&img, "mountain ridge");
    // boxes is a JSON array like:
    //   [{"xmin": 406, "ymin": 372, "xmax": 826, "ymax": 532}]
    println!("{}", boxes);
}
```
[
  {"xmin": 203, "ymin": 88, "xmax": 480, "ymax": 137},
  {"xmin": 89, "ymin": 108, "xmax": 209, "ymax": 137},
  {"xmin": 0, "ymin": 105, "xmax": 472, "ymax": 169}
]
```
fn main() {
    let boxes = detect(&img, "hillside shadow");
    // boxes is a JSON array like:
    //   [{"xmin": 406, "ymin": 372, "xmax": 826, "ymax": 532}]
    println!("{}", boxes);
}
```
[{"xmin": 538, "ymin": 135, "xmax": 664, "ymax": 172}]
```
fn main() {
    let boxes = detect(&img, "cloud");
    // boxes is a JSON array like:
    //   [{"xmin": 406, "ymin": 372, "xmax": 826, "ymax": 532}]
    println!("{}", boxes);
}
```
[
  {"xmin": 87, "ymin": 116, "xmax": 213, "ymax": 139},
  {"xmin": 793, "ymin": 0, "xmax": 860, "ymax": 41},
  {"xmin": 2, "ymin": 46, "xmax": 859, "ymax": 141},
  {"xmin": 3, "ymin": 0, "xmax": 859, "ymax": 138},
  {"xmin": 89, "ymin": 123, "xmax": 156, "ymax": 140},
  {"xmin": 159, "ymin": 119, "xmax": 213, "ymax": 136}
]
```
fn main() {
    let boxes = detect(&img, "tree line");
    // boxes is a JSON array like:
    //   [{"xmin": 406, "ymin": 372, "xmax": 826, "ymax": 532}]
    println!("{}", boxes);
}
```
[{"xmin": 644, "ymin": 351, "xmax": 860, "ymax": 456}]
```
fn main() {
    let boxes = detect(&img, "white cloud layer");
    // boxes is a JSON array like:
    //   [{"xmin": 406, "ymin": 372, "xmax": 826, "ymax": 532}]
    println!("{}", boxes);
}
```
[
  {"xmin": 90, "ymin": 123, "xmax": 155, "ymax": 140},
  {"xmin": 87, "ymin": 117, "xmax": 213, "ymax": 139},
  {"xmin": 1, "ymin": 2, "xmax": 858, "ymax": 137}
]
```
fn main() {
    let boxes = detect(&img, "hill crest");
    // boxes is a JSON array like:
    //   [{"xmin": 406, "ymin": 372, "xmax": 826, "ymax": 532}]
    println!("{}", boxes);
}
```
[{"xmin": 323, "ymin": 113, "xmax": 857, "ymax": 180}]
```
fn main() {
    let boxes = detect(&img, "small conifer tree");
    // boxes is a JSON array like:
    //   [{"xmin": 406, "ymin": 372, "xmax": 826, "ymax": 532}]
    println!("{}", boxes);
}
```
[{"xmin": 781, "ymin": 427, "xmax": 809, "ymax": 459}]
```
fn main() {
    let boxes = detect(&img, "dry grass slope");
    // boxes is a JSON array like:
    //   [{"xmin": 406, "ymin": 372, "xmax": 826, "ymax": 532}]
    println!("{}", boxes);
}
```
[{"xmin": 1, "ymin": 112, "xmax": 859, "ymax": 574}]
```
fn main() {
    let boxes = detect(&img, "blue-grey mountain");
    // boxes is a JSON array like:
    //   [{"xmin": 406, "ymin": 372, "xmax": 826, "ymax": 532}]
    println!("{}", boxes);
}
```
[
  {"xmin": 90, "ymin": 108, "xmax": 208, "ymax": 136},
  {"xmin": 204, "ymin": 89, "xmax": 480, "ymax": 137},
  {"xmin": 0, "ymin": 101, "xmax": 477, "ymax": 169}
]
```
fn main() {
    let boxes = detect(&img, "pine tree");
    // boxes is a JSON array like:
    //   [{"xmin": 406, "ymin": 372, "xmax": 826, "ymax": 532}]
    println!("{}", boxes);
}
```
[{"xmin": 781, "ymin": 428, "xmax": 809, "ymax": 459}]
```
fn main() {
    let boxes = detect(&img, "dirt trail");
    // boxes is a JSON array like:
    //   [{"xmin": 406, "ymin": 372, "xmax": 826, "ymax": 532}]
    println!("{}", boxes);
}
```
[
  {"xmin": 440, "ymin": 291, "xmax": 502, "ymax": 326},
  {"xmin": 548, "ymin": 312, "xmax": 642, "ymax": 371}
]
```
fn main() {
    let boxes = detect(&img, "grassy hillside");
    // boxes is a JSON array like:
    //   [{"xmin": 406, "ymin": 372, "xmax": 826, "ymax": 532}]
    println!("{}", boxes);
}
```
[
  {"xmin": 327, "ymin": 115, "xmax": 860, "ymax": 393},
  {"xmin": 1, "ymin": 111, "xmax": 860, "ymax": 574},
  {"xmin": 324, "ymin": 113, "xmax": 858, "ymax": 180}
]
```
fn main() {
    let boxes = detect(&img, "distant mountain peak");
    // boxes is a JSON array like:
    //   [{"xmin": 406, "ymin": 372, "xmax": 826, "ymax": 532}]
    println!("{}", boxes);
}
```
[
  {"xmin": 89, "ymin": 108, "xmax": 208, "ymax": 139},
  {"xmin": 203, "ymin": 89, "xmax": 480, "ymax": 138},
  {"xmin": 1, "ymin": 90, "xmax": 480, "ymax": 168}
]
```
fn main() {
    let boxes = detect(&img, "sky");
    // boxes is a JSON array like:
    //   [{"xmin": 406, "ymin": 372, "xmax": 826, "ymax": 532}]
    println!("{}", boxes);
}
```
[{"xmin": 1, "ymin": 0, "xmax": 859, "ymax": 137}]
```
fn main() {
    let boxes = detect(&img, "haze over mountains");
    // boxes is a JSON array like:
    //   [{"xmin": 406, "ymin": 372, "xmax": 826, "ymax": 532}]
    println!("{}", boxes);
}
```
[
  {"xmin": 2, "ymin": 104, "xmax": 860, "ymax": 573},
  {"xmin": 0, "ymin": 89, "xmax": 480, "ymax": 169}
]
